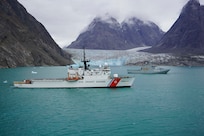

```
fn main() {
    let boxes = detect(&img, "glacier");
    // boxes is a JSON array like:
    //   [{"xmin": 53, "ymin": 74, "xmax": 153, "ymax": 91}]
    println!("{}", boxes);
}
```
[{"xmin": 65, "ymin": 47, "xmax": 175, "ymax": 66}]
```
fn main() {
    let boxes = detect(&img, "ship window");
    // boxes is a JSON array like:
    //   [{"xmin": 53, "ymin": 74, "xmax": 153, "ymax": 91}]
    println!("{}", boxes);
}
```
[
  {"xmin": 86, "ymin": 81, "xmax": 94, "ymax": 83},
  {"xmin": 96, "ymin": 81, "xmax": 106, "ymax": 83}
]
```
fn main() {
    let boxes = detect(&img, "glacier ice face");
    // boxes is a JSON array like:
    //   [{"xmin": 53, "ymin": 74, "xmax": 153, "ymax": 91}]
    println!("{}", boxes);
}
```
[
  {"xmin": 65, "ymin": 47, "xmax": 175, "ymax": 66},
  {"xmin": 65, "ymin": 46, "xmax": 204, "ymax": 66}
]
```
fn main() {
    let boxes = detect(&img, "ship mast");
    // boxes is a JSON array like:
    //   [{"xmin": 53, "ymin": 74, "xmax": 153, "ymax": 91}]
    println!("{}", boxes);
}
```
[{"xmin": 81, "ymin": 47, "xmax": 90, "ymax": 70}]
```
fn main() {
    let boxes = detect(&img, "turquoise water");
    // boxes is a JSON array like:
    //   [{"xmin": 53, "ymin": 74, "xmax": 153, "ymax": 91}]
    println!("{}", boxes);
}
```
[{"xmin": 1, "ymin": 66, "xmax": 204, "ymax": 136}]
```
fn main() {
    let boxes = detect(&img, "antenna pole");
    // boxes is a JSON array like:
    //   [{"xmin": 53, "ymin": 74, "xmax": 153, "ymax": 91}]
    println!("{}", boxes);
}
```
[{"xmin": 82, "ymin": 47, "xmax": 89, "ymax": 70}]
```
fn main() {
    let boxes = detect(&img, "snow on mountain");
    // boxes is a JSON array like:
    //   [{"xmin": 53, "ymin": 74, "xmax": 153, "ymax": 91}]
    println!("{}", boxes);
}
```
[
  {"xmin": 85, "ymin": 14, "xmax": 121, "ymax": 32},
  {"xmin": 122, "ymin": 17, "xmax": 154, "ymax": 28}
]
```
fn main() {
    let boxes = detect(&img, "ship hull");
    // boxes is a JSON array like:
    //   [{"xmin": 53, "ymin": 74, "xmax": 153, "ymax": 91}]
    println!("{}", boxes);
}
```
[
  {"xmin": 128, "ymin": 69, "xmax": 170, "ymax": 74},
  {"xmin": 14, "ymin": 77, "xmax": 135, "ymax": 88}
]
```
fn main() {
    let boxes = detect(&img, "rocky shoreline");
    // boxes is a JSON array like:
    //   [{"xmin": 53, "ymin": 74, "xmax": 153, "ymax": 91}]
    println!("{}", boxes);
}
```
[{"xmin": 128, "ymin": 56, "xmax": 204, "ymax": 66}]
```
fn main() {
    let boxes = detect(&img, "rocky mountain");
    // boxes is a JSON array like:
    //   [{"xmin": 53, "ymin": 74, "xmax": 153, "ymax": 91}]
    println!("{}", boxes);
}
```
[
  {"xmin": 145, "ymin": 0, "xmax": 204, "ymax": 55},
  {"xmin": 0, "ymin": 0, "xmax": 72, "ymax": 68},
  {"xmin": 121, "ymin": 17, "xmax": 164, "ymax": 48},
  {"xmin": 67, "ymin": 15, "xmax": 164, "ymax": 50}
]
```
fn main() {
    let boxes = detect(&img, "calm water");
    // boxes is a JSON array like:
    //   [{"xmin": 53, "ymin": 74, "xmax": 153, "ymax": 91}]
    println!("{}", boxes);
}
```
[{"xmin": 0, "ymin": 66, "xmax": 204, "ymax": 136}]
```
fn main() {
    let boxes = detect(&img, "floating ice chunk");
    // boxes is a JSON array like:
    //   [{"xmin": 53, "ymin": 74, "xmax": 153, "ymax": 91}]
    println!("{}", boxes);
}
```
[
  {"xmin": 31, "ymin": 71, "xmax": 37, "ymax": 74},
  {"xmin": 3, "ymin": 80, "xmax": 8, "ymax": 83}
]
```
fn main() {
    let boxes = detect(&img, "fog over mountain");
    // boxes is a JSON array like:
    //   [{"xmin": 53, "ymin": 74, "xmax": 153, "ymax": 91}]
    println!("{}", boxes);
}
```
[{"xmin": 67, "ymin": 15, "xmax": 164, "ymax": 50}]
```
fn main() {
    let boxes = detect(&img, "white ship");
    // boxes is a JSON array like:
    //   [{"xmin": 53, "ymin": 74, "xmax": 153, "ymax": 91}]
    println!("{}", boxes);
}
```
[{"xmin": 14, "ymin": 50, "xmax": 135, "ymax": 88}]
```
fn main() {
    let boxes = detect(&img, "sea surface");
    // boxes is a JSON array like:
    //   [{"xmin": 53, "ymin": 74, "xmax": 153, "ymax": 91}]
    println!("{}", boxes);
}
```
[{"xmin": 0, "ymin": 66, "xmax": 204, "ymax": 136}]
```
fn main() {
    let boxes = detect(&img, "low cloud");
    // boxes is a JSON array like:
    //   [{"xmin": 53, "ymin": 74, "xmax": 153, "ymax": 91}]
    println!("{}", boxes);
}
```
[{"xmin": 18, "ymin": 0, "xmax": 204, "ymax": 47}]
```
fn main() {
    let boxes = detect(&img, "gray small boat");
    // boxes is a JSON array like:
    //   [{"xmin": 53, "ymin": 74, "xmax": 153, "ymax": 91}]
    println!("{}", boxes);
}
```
[{"xmin": 128, "ymin": 64, "xmax": 170, "ymax": 74}]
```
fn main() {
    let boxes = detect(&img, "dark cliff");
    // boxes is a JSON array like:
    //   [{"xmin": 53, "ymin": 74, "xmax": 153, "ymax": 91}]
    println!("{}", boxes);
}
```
[
  {"xmin": 145, "ymin": 0, "xmax": 204, "ymax": 55},
  {"xmin": 121, "ymin": 17, "xmax": 164, "ymax": 48},
  {"xmin": 0, "ymin": 0, "xmax": 72, "ymax": 68}
]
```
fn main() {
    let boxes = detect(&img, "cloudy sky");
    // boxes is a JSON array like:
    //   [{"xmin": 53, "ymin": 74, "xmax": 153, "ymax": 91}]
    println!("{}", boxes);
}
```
[{"xmin": 18, "ymin": 0, "xmax": 204, "ymax": 48}]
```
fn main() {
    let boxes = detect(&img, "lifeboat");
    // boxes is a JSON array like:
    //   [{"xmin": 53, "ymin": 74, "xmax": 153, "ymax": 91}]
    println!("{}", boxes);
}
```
[{"xmin": 66, "ymin": 76, "xmax": 80, "ymax": 81}]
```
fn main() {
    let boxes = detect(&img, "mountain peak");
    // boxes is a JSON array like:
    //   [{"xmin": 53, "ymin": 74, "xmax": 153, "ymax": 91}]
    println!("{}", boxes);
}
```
[
  {"xmin": 86, "ymin": 15, "xmax": 121, "ymax": 32},
  {"xmin": 68, "ymin": 16, "xmax": 164, "ymax": 50},
  {"xmin": 189, "ymin": 0, "xmax": 200, "ymax": 4},
  {"xmin": 181, "ymin": 0, "xmax": 200, "ymax": 15},
  {"xmin": 122, "ymin": 17, "xmax": 157, "ymax": 29},
  {"xmin": 145, "ymin": 0, "xmax": 204, "ymax": 55},
  {"xmin": 94, "ymin": 14, "xmax": 118, "ymax": 24}
]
